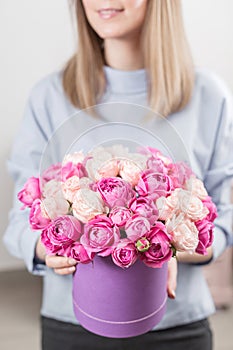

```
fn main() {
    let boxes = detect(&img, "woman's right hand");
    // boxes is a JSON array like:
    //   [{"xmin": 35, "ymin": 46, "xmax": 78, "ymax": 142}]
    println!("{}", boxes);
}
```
[{"xmin": 35, "ymin": 237, "xmax": 78, "ymax": 275}]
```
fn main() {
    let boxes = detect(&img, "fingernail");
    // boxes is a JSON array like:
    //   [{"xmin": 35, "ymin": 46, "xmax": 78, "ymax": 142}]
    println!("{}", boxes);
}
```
[
  {"xmin": 170, "ymin": 290, "xmax": 176, "ymax": 299},
  {"xmin": 68, "ymin": 258, "xmax": 77, "ymax": 265},
  {"xmin": 69, "ymin": 266, "xmax": 76, "ymax": 272}
]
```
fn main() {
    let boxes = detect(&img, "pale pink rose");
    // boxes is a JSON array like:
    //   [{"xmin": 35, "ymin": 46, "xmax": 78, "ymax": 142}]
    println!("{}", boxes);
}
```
[
  {"xmin": 195, "ymin": 219, "xmax": 214, "ymax": 255},
  {"xmin": 109, "ymin": 207, "xmax": 132, "ymax": 227},
  {"xmin": 135, "ymin": 170, "xmax": 172, "ymax": 200},
  {"xmin": 86, "ymin": 156, "xmax": 119, "ymax": 181},
  {"xmin": 81, "ymin": 216, "xmax": 120, "ymax": 255},
  {"xmin": 61, "ymin": 162, "xmax": 87, "ymax": 182},
  {"xmin": 166, "ymin": 215, "xmax": 199, "ymax": 253},
  {"xmin": 141, "ymin": 222, "xmax": 172, "ymax": 268},
  {"xmin": 62, "ymin": 176, "xmax": 92, "ymax": 203},
  {"xmin": 106, "ymin": 144, "xmax": 130, "ymax": 158},
  {"xmin": 97, "ymin": 177, "xmax": 134, "ymax": 208},
  {"xmin": 72, "ymin": 188, "xmax": 106, "ymax": 223},
  {"xmin": 128, "ymin": 153, "xmax": 148, "ymax": 168},
  {"xmin": 202, "ymin": 196, "xmax": 218, "ymax": 222},
  {"xmin": 96, "ymin": 159, "xmax": 119, "ymax": 181},
  {"xmin": 62, "ymin": 151, "xmax": 85, "ymax": 165},
  {"xmin": 42, "ymin": 163, "xmax": 62, "ymax": 182},
  {"xmin": 119, "ymin": 159, "xmax": 143, "ymax": 186},
  {"xmin": 86, "ymin": 147, "xmax": 113, "ymax": 180},
  {"xmin": 184, "ymin": 176, "xmax": 208, "ymax": 200},
  {"xmin": 18, "ymin": 177, "xmax": 41, "ymax": 208},
  {"xmin": 88, "ymin": 146, "xmax": 111, "ymax": 159},
  {"xmin": 156, "ymin": 196, "xmax": 176, "ymax": 221},
  {"xmin": 64, "ymin": 242, "xmax": 95, "ymax": 264},
  {"xmin": 41, "ymin": 215, "xmax": 82, "ymax": 255},
  {"xmin": 156, "ymin": 189, "xmax": 181, "ymax": 221},
  {"xmin": 29, "ymin": 199, "xmax": 51, "ymax": 230},
  {"xmin": 112, "ymin": 239, "xmax": 138, "ymax": 268},
  {"xmin": 128, "ymin": 196, "xmax": 159, "ymax": 225},
  {"xmin": 42, "ymin": 180, "xmax": 63, "ymax": 198},
  {"xmin": 41, "ymin": 196, "xmax": 69, "ymax": 219},
  {"xmin": 125, "ymin": 214, "xmax": 151, "ymax": 241},
  {"xmin": 165, "ymin": 212, "xmax": 185, "ymax": 233},
  {"xmin": 168, "ymin": 162, "xmax": 193, "ymax": 188},
  {"xmin": 178, "ymin": 190, "xmax": 209, "ymax": 221}
]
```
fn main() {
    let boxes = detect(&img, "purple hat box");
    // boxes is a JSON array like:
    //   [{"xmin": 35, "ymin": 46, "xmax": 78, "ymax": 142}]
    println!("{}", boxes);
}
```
[{"xmin": 72, "ymin": 256, "xmax": 168, "ymax": 338}]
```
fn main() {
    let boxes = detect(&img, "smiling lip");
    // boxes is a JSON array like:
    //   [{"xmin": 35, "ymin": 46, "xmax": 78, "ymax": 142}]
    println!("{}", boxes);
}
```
[{"xmin": 97, "ymin": 8, "xmax": 124, "ymax": 20}]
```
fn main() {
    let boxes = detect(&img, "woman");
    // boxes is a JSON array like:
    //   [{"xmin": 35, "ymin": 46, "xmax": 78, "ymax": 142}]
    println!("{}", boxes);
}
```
[{"xmin": 4, "ymin": 1, "xmax": 233, "ymax": 349}]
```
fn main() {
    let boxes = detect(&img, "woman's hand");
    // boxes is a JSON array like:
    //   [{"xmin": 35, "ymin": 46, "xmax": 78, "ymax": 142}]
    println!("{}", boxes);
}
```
[
  {"xmin": 176, "ymin": 247, "xmax": 213, "ymax": 264},
  {"xmin": 167, "ymin": 257, "xmax": 177, "ymax": 299},
  {"xmin": 35, "ymin": 237, "xmax": 78, "ymax": 275},
  {"xmin": 166, "ymin": 247, "xmax": 213, "ymax": 299}
]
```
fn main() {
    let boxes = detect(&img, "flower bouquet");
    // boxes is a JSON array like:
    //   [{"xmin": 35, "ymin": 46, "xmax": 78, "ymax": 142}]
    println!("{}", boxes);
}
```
[{"xmin": 18, "ymin": 144, "xmax": 217, "ymax": 337}]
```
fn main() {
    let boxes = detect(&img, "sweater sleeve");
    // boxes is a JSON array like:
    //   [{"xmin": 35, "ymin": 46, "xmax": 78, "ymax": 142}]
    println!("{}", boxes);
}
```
[
  {"xmin": 204, "ymin": 92, "xmax": 233, "ymax": 260},
  {"xmin": 3, "ymin": 87, "xmax": 52, "ymax": 275}
]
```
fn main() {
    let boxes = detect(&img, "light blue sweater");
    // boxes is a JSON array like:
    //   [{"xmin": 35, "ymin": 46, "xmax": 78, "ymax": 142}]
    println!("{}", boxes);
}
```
[{"xmin": 3, "ymin": 66, "xmax": 233, "ymax": 330}]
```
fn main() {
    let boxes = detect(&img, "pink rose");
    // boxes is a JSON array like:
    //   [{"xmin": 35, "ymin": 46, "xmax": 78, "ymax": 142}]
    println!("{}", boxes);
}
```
[
  {"xmin": 146, "ymin": 156, "xmax": 168, "ymax": 175},
  {"xmin": 42, "ymin": 163, "xmax": 62, "ymax": 182},
  {"xmin": 64, "ymin": 242, "xmax": 95, "ymax": 264},
  {"xmin": 128, "ymin": 196, "xmax": 159, "ymax": 225},
  {"xmin": 202, "ymin": 196, "xmax": 218, "ymax": 222},
  {"xmin": 125, "ymin": 214, "xmax": 151, "ymax": 241},
  {"xmin": 18, "ymin": 177, "xmax": 41, "ymax": 208},
  {"xmin": 184, "ymin": 176, "xmax": 208, "ymax": 200},
  {"xmin": 195, "ymin": 219, "xmax": 214, "ymax": 255},
  {"xmin": 112, "ymin": 239, "xmax": 138, "ymax": 268},
  {"xmin": 61, "ymin": 162, "xmax": 87, "ymax": 181},
  {"xmin": 72, "ymin": 188, "xmax": 106, "ymax": 223},
  {"xmin": 139, "ymin": 147, "xmax": 172, "ymax": 166},
  {"xmin": 109, "ymin": 207, "xmax": 132, "ymax": 227},
  {"xmin": 97, "ymin": 177, "xmax": 134, "ymax": 208},
  {"xmin": 41, "ymin": 215, "xmax": 82, "ymax": 254},
  {"xmin": 141, "ymin": 222, "xmax": 172, "ymax": 268},
  {"xmin": 135, "ymin": 170, "xmax": 172, "ymax": 200},
  {"xmin": 166, "ymin": 215, "xmax": 199, "ymax": 253},
  {"xmin": 62, "ymin": 176, "xmax": 92, "ymax": 203},
  {"xmin": 168, "ymin": 162, "xmax": 193, "ymax": 189},
  {"xmin": 29, "ymin": 199, "xmax": 51, "ymax": 230},
  {"xmin": 81, "ymin": 216, "xmax": 120, "ymax": 255}
]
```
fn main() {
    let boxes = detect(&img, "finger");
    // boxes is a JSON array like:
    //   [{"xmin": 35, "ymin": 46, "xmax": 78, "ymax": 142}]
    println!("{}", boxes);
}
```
[
  {"xmin": 167, "ymin": 258, "xmax": 177, "ymax": 299},
  {"xmin": 45, "ymin": 255, "xmax": 77, "ymax": 269},
  {"xmin": 54, "ymin": 265, "xmax": 76, "ymax": 275}
]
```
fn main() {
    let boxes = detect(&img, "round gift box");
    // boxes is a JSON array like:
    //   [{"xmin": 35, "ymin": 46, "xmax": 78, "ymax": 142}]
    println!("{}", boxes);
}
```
[{"xmin": 72, "ymin": 256, "xmax": 168, "ymax": 338}]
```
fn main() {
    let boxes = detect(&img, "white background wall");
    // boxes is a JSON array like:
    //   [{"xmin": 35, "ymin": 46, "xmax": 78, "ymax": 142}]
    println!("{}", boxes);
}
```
[{"xmin": 0, "ymin": 0, "xmax": 233, "ymax": 270}]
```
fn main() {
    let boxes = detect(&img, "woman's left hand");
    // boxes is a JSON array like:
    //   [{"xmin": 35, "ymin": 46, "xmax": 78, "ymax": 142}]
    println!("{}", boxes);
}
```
[{"xmin": 176, "ymin": 247, "xmax": 213, "ymax": 264}]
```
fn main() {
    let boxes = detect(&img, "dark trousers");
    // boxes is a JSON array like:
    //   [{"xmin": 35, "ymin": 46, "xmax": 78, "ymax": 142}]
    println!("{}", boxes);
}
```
[{"xmin": 41, "ymin": 316, "xmax": 212, "ymax": 350}]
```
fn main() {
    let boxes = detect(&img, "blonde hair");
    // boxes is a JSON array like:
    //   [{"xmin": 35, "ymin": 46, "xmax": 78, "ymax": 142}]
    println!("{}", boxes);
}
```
[{"xmin": 63, "ymin": 0, "xmax": 194, "ymax": 117}]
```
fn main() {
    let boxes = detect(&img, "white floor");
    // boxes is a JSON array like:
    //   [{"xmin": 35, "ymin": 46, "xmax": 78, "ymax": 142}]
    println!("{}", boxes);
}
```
[{"xmin": 0, "ymin": 270, "xmax": 232, "ymax": 350}]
